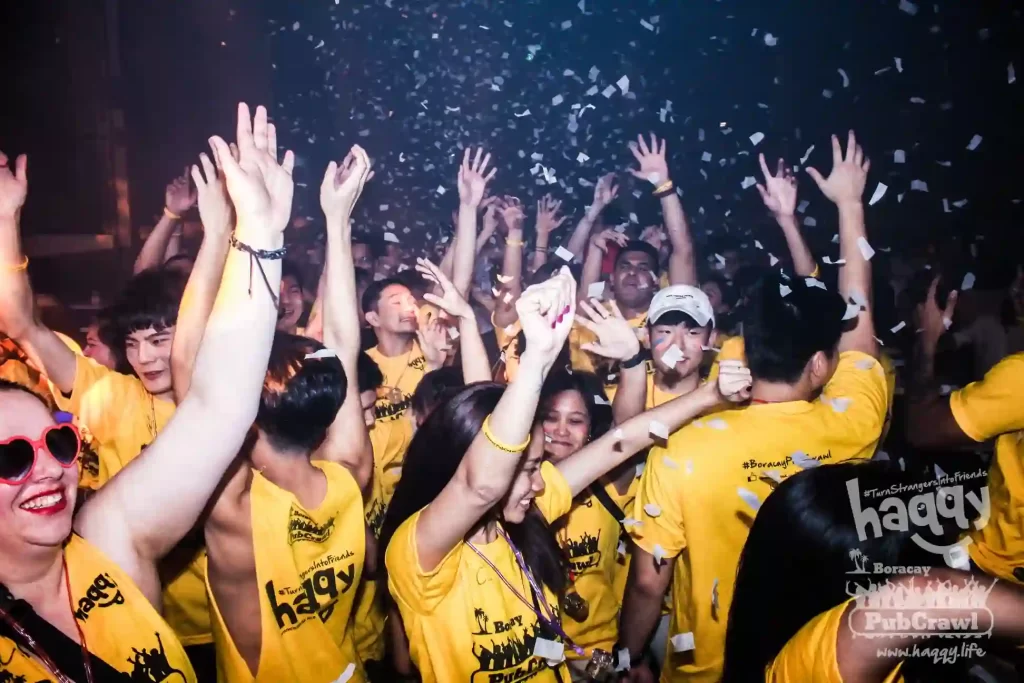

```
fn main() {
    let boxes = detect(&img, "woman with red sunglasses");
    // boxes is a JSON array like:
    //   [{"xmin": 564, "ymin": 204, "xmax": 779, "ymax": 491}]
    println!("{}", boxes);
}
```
[{"xmin": 0, "ymin": 102, "xmax": 292, "ymax": 683}]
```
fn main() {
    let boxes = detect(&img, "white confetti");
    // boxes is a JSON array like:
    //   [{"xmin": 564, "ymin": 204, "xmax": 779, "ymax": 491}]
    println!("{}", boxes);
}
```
[
  {"xmin": 615, "ymin": 649, "xmax": 630, "ymax": 673},
  {"xmin": 601, "ymin": 85, "xmax": 617, "ymax": 98},
  {"xmin": 640, "ymin": 18, "xmax": 654, "ymax": 31},
  {"xmin": 738, "ymin": 488, "xmax": 761, "ymax": 511},
  {"xmin": 662, "ymin": 456, "xmax": 679, "ymax": 470},
  {"xmin": 803, "ymin": 217, "xmax": 817, "ymax": 227},
  {"xmin": 514, "ymin": 109, "xmax": 531, "ymax": 118},
  {"xmin": 621, "ymin": 517, "xmax": 641, "ymax": 530},
  {"xmin": 331, "ymin": 663, "xmax": 356, "ymax": 683},
  {"xmin": 671, "ymin": 632, "xmax": 696, "ymax": 652},
  {"xmin": 384, "ymin": 232, "xmax": 400, "ymax": 244},
  {"xmin": 843, "ymin": 303, "xmax": 861, "ymax": 321},
  {"xmin": 857, "ymin": 237, "xmax": 876, "ymax": 261},
  {"xmin": 790, "ymin": 451, "xmax": 821, "ymax": 469},
  {"xmin": 961, "ymin": 272, "xmax": 976, "ymax": 291},
  {"xmin": 740, "ymin": 176, "xmax": 757, "ymax": 190},
  {"xmin": 894, "ymin": 150, "xmax": 906, "ymax": 164},
  {"xmin": 616, "ymin": 75, "xmax": 630, "ymax": 94},
  {"xmin": 911, "ymin": 179, "xmax": 929, "ymax": 192},
  {"xmin": 436, "ymin": 185, "xmax": 447, "ymax": 196},
  {"xmin": 952, "ymin": 199, "xmax": 968, "ymax": 209},
  {"xmin": 448, "ymin": 327, "xmax": 460, "ymax": 340},
  {"xmin": 660, "ymin": 344, "xmax": 685, "ymax": 368},
  {"xmin": 898, "ymin": 0, "xmax": 918, "ymax": 16},
  {"xmin": 822, "ymin": 256, "xmax": 846, "ymax": 265},
  {"xmin": 587, "ymin": 281, "xmax": 606, "ymax": 299},
  {"xmin": 1010, "ymin": 63, "xmax": 1017, "ymax": 84},
  {"xmin": 560, "ymin": 19, "xmax": 573, "ymax": 30},
  {"xmin": 634, "ymin": 461, "xmax": 644, "ymax": 478},
  {"xmin": 868, "ymin": 183, "xmax": 888, "ymax": 206},
  {"xmin": 822, "ymin": 89, "xmax": 833, "ymax": 99},
  {"xmin": 304, "ymin": 348, "xmax": 338, "ymax": 360},
  {"xmin": 533, "ymin": 637, "xmax": 565, "ymax": 662},
  {"xmin": 551, "ymin": 94, "xmax": 564, "ymax": 106},
  {"xmin": 762, "ymin": 470, "xmax": 783, "ymax": 484},
  {"xmin": 643, "ymin": 503, "xmax": 662, "ymax": 517},
  {"xmin": 779, "ymin": 284, "xmax": 792, "ymax": 297},
  {"xmin": 649, "ymin": 420, "xmax": 670, "ymax": 441},
  {"xmin": 555, "ymin": 246, "xmax": 575, "ymax": 262},
  {"xmin": 701, "ymin": 151, "xmax": 712, "ymax": 162},
  {"xmin": 749, "ymin": 132, "xmax": 765, "ymax": 146},
  {"xmin": 617, "ymin": 541, "xmax": 627, "ymax": 558},
  {"xmin": 805, "ymin": 277, "xmax": 827, "ymax": 290},
  {"xmin": 594, "ymin": 394, "xmax": 611, "ymax": 406},
  {"xmin": 895, "ymin": 57, "xmax": 904, "ymax": 73},
  {"xmin": 799, "ymin": 146, "xmax": 815, "ymax": 165},
  {"xmin": 576, "ymin": 152, "xmax": 590, "ymax": 164},
  {"xmin": 706, "ymin": 418, "xmax": 728, "ymax": 431},
  {"xmin": 768, "ymin": 253, "xmax": 779, "ymax": 267},
  {"xmin": 943, "ymin": 198, "xmax": 951, "ymax": 214},
  {"xmin": 838, "ymin": 68, "xmax": 850, "ymax": 88},
  {"xmin": 652, "ymin": 544, "xmax": 667, "ymax": 563},
  {"xmin": 763, "ymin": 33, "xmax": 778, "ymax": 47},
  {"xmin": 685, "ymin": 460, "xmax": 694, "ymax": 474},
  {"xmin": 890, "ymin": 321, "xmax": 907, "ymax": 333},
  {"xmin": 829, "ymin": 397, "xmax": 852, "ymax": 413},
  {"xmin": 943, "ymin": 316, "xmax": 953, "ymax": 331},
  {"xmin": 754, "ymin": 239, "xmax": 764, "ymax": 250},
  {"xmin": 966, "ymin": 134, "xmax": 983, "ymax": 151},
  {"xmin": 797, "ymin": 199, "xmax": 810, "ymax": 214},
  {"xmin": 909, "ymin": 96, "xmax": 926, "ymax": 104}
]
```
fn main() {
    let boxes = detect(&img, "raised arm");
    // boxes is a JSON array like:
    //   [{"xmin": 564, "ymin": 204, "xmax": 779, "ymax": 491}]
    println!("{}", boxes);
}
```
[
  {"xmin": 529, "ymin": 194, "xmax": 567, "ymax": 273},
  {"xmin": 170, "ymin": 149, "xmax": 234, "ymax": 402},
  {"xmin": 629, "ymin": 134, "xmax": 697, "ymax": 286},
  {"xmin": 0, "ymin": 151, "xmax": 78, "ymax": 393},
  {"xmin": 414, "ymin": 270, "xmax": 577, "ymax": 571},
  {"xmin": 302, "ymin": 265, "xmax": 328, "ymax": 342},
  {"xmin": 563, "ymin": 173, "xmax": 618, "ymax": 259},
  {"xmin": 134, "ymin": 171, "xmax": 197, "ymax": 274},
  {"xmin": 581, "ymin": 299, "xmax": 649, "ymax": 425},
  {"xmin": 757, "ymin": 154, "xmax": 817, "ymax": 277},
  {"xmin": 580, "ymin": 228, "xmax": 629, "ymax": 303},
  {"xmin": 806, "ymin": 131, "xmax": 876, "ymax": 357},
  {"xmin": 75, "ymin": 103, "xmax": 295, "ymax": 605},
  {"xmin": 417, "ymin": 258, "xmax": 492, "ymax": 383},
  {"xmin": 452, "ymin": 147, "xmax": 496, "ymax": 298},
  {"xmin": 313, "ymin": 146, "xmax": 374, "ymax": 491},
  {"xmin": 492, "ymin": 198, "xmax": 527, "ymax": 329}
]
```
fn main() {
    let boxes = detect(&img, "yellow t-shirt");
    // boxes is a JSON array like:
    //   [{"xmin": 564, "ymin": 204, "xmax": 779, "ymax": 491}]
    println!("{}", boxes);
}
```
[
  {"xmin": 385, "ymin": 461, "xmax": 574, "ymax": 683},
  {"xmin": 607, "ymin": 479, "xmax": 640, "ymax": 601},
  {"xmin": 553, "ymin": 488, "xmax": 626, "ymax": 658},
  {"xmin": 54, "ymin": 356, "xmax": 210, "ymax": 646},
  {"xmin": 631, "ymin": 351, "xmax": 888, "ymax": 683},
  {"xmin": 949, "ymin": 353, "xmax": 1024, "ymax": 583},
  {"xmin": 208, "ymin": 461, "xmax": 366, "ymax": 683},
  {"xmin": 0, "ymin": 535, "xmax": 196, "ymax": 682},
  {"xmin": 766, "ymin": 599, "xmax": 902, "ymax": 682}
]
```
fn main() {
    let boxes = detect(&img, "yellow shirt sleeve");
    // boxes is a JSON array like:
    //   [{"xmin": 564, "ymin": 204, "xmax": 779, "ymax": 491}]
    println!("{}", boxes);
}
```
[
  {"xmin": 631, "ymin": 449, "xmax": 687, "ymax": 558},
  {"xmin": 535, "ymin": 461, "xmax": 573, "ymax": 523},
  {"xmin": 386, "ymin": 510, "xmax": 464, "ymax": 615},
  {"xmin": 818, "ymin": 351, "xmax": 889, "ymax": 447},
  {"xmin": 54, "ymin": 355, "xmax": 140, "ymax": 436},
  {"xmin": 949, "ymin": 353, "xmax": 1024, "ymax": 442}
]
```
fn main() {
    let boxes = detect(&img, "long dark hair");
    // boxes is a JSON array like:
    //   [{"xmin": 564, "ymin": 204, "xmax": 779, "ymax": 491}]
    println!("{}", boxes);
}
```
[
  {"xmin": 722, "ymin": 461, "xmax": 959, "ymax": 683},
  {"xmin": 379, "ymin": 382, "xmax": 568, "ymax": 600}
]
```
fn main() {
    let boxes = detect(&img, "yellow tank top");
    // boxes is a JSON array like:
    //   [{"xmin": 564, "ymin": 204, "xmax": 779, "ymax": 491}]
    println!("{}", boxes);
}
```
[
  {"xmin": 208, "ymin": 461, "xmax": 367, "ymax": 682},
  {"xmin": 0, "ymin": 535, "xmax": 196, "ymax": 682}
]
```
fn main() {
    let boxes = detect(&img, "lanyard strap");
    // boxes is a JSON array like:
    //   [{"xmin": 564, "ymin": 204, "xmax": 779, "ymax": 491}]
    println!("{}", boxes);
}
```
[{"xmin": 467, "ymin": 529, "xmax": 583, "ymax": 656}]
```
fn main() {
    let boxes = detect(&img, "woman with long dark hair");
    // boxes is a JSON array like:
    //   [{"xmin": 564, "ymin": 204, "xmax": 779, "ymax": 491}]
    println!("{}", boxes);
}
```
[
  {"xmin": 723, "ymin": 460, "xmax": 1024, "ymax": 682},
  {"xmin": 381, "ymin": 273, "xmax": 752, "ymax": 682}
]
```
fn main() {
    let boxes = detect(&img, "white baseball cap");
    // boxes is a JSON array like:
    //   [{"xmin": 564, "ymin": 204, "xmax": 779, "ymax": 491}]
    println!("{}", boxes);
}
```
[{"xmin": 647, "ymin": 285, "xmax": 715, "ymax": 328}]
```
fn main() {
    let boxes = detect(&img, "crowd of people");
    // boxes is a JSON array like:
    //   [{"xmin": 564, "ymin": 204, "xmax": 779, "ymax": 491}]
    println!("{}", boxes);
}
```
[{"xmin": 1, "ymin": 100, "xmax": 1023, "ymax": 683}]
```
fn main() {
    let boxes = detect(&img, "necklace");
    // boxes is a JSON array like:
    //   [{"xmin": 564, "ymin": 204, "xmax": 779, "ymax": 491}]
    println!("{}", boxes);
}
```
[
  {"xmin": 383, "ymin": 344, "xmax": 416, "ymax": 404},
  {"xmin": 0, "ymin": 556, "xmax": 95, "ymax": 683}
]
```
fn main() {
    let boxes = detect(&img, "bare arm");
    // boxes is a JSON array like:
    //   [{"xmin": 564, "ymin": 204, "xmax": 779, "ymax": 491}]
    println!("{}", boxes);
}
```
[
  {"xmin": 806, "ymin": 131, "xmax": 877, "ymax": 357},
  {"xmin": 529, "ymin": 194, "xmax": 567, "ymax": 275},
  {"xmin": 313, "ymin": 148, "xmax": 374, "ymax": 492},
  {"xmin": 493, "ymin": 199, "xmax": 526, "ymax": 330},
  {"xmin": 416, "ymin": 258, "xmax": 492, "ymax": 384},
  {"xmin": 628, "ymin": 134, "xmax": 697, "ymax": 286},
  {"xmin": 302, "ymin": 265, "xmax": 328, "ymax": 342},
  {"xmin": 756, "ymin": 154, "xmax": 816, "ymax": 277},
  {"xmin": 170, "ymin": 151, "xmax": 234, "ymax": 402},
  {"xmin": 452, "ymin": 148, "xmax": 496, "ymax": 298},
  {"xmin": 0, "ymin": 152, "xmax": 78, "ymax": 393},
  {"xmin": 134, "ymin": 172, "xmax": 196, "ymax": 274},
  {"xmin": 563, "ymin": 173, "xmax": 617, "ymax": 259},
  {"xmin": 619, "ymin": 550, "xmax": 675, "ymax": 661},
  {"xmin": 612, "ymin": 357, "xmax": 648, "ymax": 425},
  {"xmin": 414, "ymin": 271, "xmax": 576, "ymax": 572},
  {"xmin": 580, "ymin": 230, "xmax": 628, "ymax": 303},
  {"xmin": 75, "ymin": 103, "xmax": 295, "ymax": 605}
]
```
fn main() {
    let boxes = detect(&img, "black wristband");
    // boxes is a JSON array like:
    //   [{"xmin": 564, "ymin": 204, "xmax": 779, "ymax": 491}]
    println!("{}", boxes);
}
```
[
  {"xmin": 229, "ymin": 234, "xmax": 287, "ymax": 260},
  {"xmin": 620, "ymin": 348, "xmax": 650, "ymax": 369}
]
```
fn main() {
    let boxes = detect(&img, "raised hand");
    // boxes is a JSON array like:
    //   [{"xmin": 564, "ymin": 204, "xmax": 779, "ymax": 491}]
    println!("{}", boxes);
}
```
[
  {"xmin": 589, "ymin": 228, "xmax": 629, "ymax": 254},
  {"xmin": 717, "ymin": 360, "xmax": 753, "ymax": 403},
  {"xmin": 209, "ymin": 103, "xmax": 295, "ymax": 239},
  {"xmin": 916, "ymin": 276, "xmax": 958, "ymax": 346},
  {"xmin": 577, "ymin": 299, "xmax": 642, "ymax": 361},
  {"xmin": 0, "ymin": 151, "xmax": 28, "ymax": 218},
  {"xmin": 536, "ymin": 194, "xmax": 567, "ymax": 238},
  {"xmin": 516, "ymin": 267, "xmax": 577, "ymax": 367},
  {"xmin": 481, "ymin": 203, "xmax": 500, "ymax": 240},
  {"xmin": 640, "ymin": 225, "xmax": 665, "ymax": 251},
  {"xmin": 165, "ymin": 169, "xmax": 198, "ymax": 216},
  {"xmin": 418, "ymin": 258, "xmax": 474, "ymax": 320},
  {"xmin": 806, "ymin": 130, "xmax": 870, "ymax": 207},
  {"xmin": 756, "ymin": 154, "xmax": 798, "ymax": 218},
  {"xmin": 628, "ymin": 133, "xmax": 670, "ymax": 186},
  {"xmin": 416, "ymin": 316, "xmax": 450, "ymax": 370},
  {"xmin": 499, "ymin": 196, "xmax": 526, "ymax": 233},
  {"xmin": 457, "ymin": 147, "xmax": 496, "ymax": 209},
  {"xmin": 320, "ymin": 145, "xmax": 373, "ymax": 223},
  {"xmin": 592, "ymin": 173, "xmax": 619, "ymax": 211},
  {"xmin": 190, "ymin": 148, "xmax": 233, "ymax": 237}
]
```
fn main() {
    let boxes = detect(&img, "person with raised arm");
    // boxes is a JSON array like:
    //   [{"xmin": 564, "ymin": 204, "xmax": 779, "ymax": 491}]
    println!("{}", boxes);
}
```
[
  {"xmin": 560, "ymin": 173, "xmax": 619, "ymax": 264},
  {"xmin": 755, "ymin": 154, "xmax": 818, "ymax": 278},
  {"xmin": 529, "ymin": 194, "xmax": 569, "ymax": 274},
  {"xmin": 619, "ymin": 131, "xmax": 888, "ymax": 683},
  {"xmin": 0, "ymin": 101, "xmax": 288, "ymax": 682},
  {"xmin": 134, "ymin": 170, "xmax": 199, "ymax": 275},
  {"xmin": 182, "ymin": 145, "xmax": 372, "ymax": 683}
]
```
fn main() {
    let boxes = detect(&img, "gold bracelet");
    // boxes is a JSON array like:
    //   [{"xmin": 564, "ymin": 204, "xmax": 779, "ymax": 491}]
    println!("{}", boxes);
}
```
[
  {"xmin": 163, "ymin": 206, "xmax": 181, "ymax": 220},
  {"xmin": 482, "ymin": 415, "xmax": 531, "ymax": 453},
  {"xmin": 3, "ymin": 255, "xmax": 28, "ymax": 272},
  {"xmin": 507, "ymin": 239, "xmax": 525, "ymax": 247},
  {"xmin": 653, "ymin": 180, "xmax": 674, "ymax": 195}
]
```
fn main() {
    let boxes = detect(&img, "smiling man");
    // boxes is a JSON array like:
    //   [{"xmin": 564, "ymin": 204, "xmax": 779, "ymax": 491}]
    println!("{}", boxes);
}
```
[{"xmin": 276, "ymin": 261, "xmax": 307, "ymax": 334}]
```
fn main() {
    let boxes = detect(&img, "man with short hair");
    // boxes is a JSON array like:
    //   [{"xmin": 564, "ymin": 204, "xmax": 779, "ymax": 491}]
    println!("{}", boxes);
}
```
[
  {"xmin": 620, "ymin": 132, "xmax": 889, "ymax": 682},
  {"xmin": 276, "ymin": 261, "xmax": 307, "ymax": 333}
]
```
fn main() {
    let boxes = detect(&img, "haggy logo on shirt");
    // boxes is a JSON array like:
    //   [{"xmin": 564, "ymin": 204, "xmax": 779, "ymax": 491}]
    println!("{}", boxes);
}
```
[
  {"xmin": 563, "ymin": 530, "xmax": 602, "ymax": 575},
  {"xmin": 73, "ymin": 572, "xmax": 124, "ymax": 622},
  {"xmin": 470, "ymin": 617, "xmax": 553, "ymax": 683},
  {"xmin": 266, "ymin": 552, "xmax": 357, "ymax": 633},
  {"xmin": 287, "ymin": 507, "xmax": 336, "ymax": 545}
]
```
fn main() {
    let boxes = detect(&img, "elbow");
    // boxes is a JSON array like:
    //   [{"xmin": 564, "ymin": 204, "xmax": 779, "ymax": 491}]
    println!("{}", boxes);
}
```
[{"xmin": 461, "ymin": 466, "xmax": 510, "ymax": 510}]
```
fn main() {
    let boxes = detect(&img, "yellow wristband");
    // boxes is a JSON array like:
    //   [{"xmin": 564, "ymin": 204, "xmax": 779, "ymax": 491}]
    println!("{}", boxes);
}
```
[
  {"xmin": 482, "ymin": 415, "xmax": 532, "ymax": 453},
  {"xmin": 163, "ymin": 206, "xmax": 181, "ymax": 220},
  {"xmin": 3, "ymin": 255, "xmax": 28, "ymax": 272},
  {"xmin": 507, "ymin": 239, "xmax": 525, "ymax": 247},
  {"xmin": 653, "ymin": 180, "xmax": 674, "ymax": 195}
]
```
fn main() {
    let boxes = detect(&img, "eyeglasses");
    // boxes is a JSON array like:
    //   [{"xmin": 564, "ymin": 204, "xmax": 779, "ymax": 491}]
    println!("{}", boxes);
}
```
[{"xmin": 0, "ymin": 424, "xmax": 81, "ymax": 485}]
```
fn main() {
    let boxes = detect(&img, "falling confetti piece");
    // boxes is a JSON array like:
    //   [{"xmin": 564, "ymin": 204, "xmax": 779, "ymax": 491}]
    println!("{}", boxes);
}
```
[
  {"xmin": 660, "ymin": 344, "xmax": 685, "ymax": 368},
  {"xmin": 805, "ymin": 277, "xmax": 827, "ymax": 290},
  {"xmin": 791, "ymin": 451, "xmax": 821, "ymax": 469},
  {"xmin": 909, "ymin": 97, "xmax": 926, "ymax": 104},
  {"xmin": 621, "ymin": 517, "xmax": 641, "ymax": 529},
  {"xmin": 898, "ymin": 0, "xmax": 918, "ymax": 15},
  {"xmin": 701, "ymin": 152, "xmax": 712, "ymax": 162},
  {"xmin": 740, "ymin": 176, "xmax": 757, "ymax": 190},
  {"xmin": 857, "ymin": 237, "xmax": 876, "ymax": 261},
  {"xmin": 838, "ymin": 68, "xmax": 850, "ymax": 87},
  {"xmin": 555, "ymin": 246, "xmax": 575, "ymax": 262},
  {"xmin": 634, "ymin": 461, "xmax": 645, "ymax": 477},
  {"xmin": 305, "ymin": 348, "xmax": 338, "ymax": 360},
  {"xmin": 649, "ymin": 420, "xmax": 670, "ymax": 441},
  {"xmin": 943, "ymin": 317, "xmax": 953, "ymax": 330},
  {"xmin": 738, "ymin": 488, "xmax": 762, "ymax": 511},
  {"xmin": 822, "ymin": 256, "xmax": 846, "ymax": 265},
  {"xmin": 749, "ymin": 132, "xmax": 765, "ymax": 146},
  {"xmin": 843, "ymin": 303, "xmax": 861, "ymax": 321},
  {"xmin": 436, "ymin": 186, "xmax": 447, "ymax": 196},
  {"xmin": 780, "ymin": 284, "xmax": 792, "ymax": 297},
  {"xmin": 894, "ymin": 149, "xmax": 906, "ymax": 164},
  {"xmin": 895, "ymin": 57, "xmax": 904, "ymax": 73},
  {"xmin": 652, "ymin": 544, "xmax": 667, "ymax": 563},
  {"xmin": 891, "ymin": 321, "xmax": 907, "ymax": 333},
  {"xmin": 332, "ymin": 664, "xmax": 356, "ymax": 683},
  {"xmin": 952, "ymin": 199, "xmax": 968, "ymax": 209},
  {"xmin": 803, "ymin": 217, "xmax": 817, "ymax": 227},
  {"xmin": 533, "ymin": 638, "xmax": 564, "ymax": 662},
  {"xmin": 769, "ymin": 253, "xmax": 780, "ymax": 267},
  {"xmin": 966, "ymin": 134, "xmax": 983, "ymax": 151},
  {"xmin": 799, "ymin": 146, "xmax": 815, "ymax": 165},
  {"xmin": 671, "ymin": 632, "xmax": 696, "ymax": 652},
  {"xmin": 384, "ymin": 232, "xmax": 400, "ymax": 244},
  {"xmin": 829, "ymin": 397, "xmax": 852, "ymax": 413},
  {"xmin": 576, "ymin": 152, "xmax": 590, "ymax": 163},
  {"xmin": 763, "ymin": 33, "xmax": 778, "ymax": 46},
  {"xmin": 911, "ymin": 179, "xmax": 929, "ymax": 192},
  {"xmin": 762, "ymin": 470, "xmax": 783, "ymax": 484},
  {"xmin": 868, "ymin": 182, "xmax": 888, "ymax": 205},
  {"xmin": 594, "ymin": 394, "xmax": 611, "ymax": 406},
  {"xmin": 587, "ymin": 281, "xmax": 606, "ymax": 299},
  {"xmin": 616, "ymin": 75, "xmax": 630, "ymax": 94},
  {"xmin": 822, "ymin": 89, "xmax": 834, "ymax": 99},
  {"xmin": 644, "ymin": 503, "xmax": 662, "ymax": 517},
  {"xmin": 706, "ymin": 418, "xmax": 728, "ymax": 430},
  {"xmin": 663, "ymin": 457, "xmax": 679, "ymax": 470},
  {"xmin": 1010, "ymin": 63, "xmax": 1017, "ymax": 84},
  {"xmin": 961, "ymin": 273, "xmax": 976, "ymax": 291}
]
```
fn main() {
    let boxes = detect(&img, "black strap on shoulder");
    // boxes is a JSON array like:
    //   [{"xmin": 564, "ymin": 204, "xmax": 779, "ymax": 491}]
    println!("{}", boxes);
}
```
[
  {"xmin": 588, "ymin": 483, "xmax": 625, "ymax": 523},
  {"xmin": 0, "ymin": 584, "xmax": 126, "ymax": 683}
]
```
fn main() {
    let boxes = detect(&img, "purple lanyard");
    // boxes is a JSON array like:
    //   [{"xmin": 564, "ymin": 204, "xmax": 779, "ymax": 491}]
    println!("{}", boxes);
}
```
[{"xmin": 467, "ymin": 527, "xmax": 584, "ymax": 657}]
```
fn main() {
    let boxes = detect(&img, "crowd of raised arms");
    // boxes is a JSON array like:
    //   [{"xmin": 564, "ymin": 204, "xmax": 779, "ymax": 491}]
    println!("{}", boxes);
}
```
[{"xmin": 1, "ymin": 103, "xmax": 1024, "ymax": 683}]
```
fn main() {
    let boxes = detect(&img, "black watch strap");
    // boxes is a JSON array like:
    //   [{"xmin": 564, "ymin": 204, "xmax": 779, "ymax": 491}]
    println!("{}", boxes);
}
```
[{"xmin": 620, "ymin": 348, "xmax": 649, "ymax": 370}]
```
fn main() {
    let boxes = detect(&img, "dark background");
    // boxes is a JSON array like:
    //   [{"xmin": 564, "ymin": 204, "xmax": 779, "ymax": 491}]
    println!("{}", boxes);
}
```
[{"xmin": 1, "ymin": 0, "xmax": 1021, "ymax": 304}]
